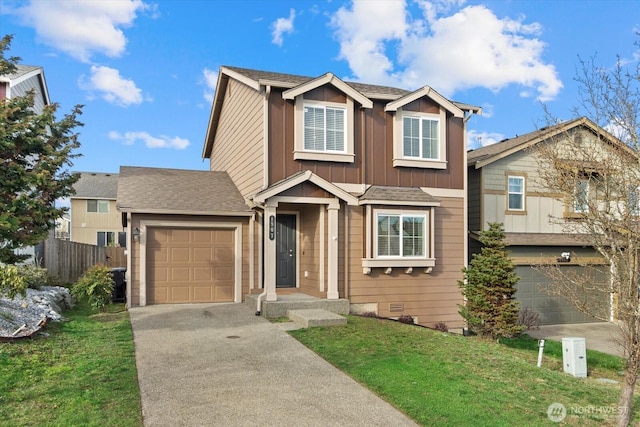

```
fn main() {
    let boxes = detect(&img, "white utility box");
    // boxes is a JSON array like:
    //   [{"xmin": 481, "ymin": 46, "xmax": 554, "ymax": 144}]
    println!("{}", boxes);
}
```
[{"xmin": 562, "ymin": 337, "xmax": 587, "ymax": 378}]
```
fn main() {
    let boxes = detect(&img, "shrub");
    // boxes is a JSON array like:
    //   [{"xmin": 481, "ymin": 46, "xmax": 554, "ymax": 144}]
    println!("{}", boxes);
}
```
[
  {"xmin": 72, "ymin": 265, "xmax": 114, "ymax": 311},
  {"xmin": 360, "ymin": 311, "xmax": 380, "ymax": 318},
  {"xmin": 433, "ymin": 322, "xmax": 448, "ymax": 332},
  {"xmin": 16, "ymin": 265, "xmax": 49, "ymax": 289},
  {"xmin": 517, "ymin": 307, "xmax": 541, "ymax": 330},
  {"xmin": 397, "ymin": 314, "xmax": 415, "ymax": 324},
  {"xmin": 0, "ymin": 265, "xmax": 27, "ymax": 298}
]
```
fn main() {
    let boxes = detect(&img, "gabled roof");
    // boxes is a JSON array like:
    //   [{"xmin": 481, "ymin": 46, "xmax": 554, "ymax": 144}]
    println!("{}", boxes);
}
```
[
  {"xmin": 0, "ymin": 64, "xmax": 50, "ymax": 104},
  {"xmin": 116, "ymin": 166, "xmax": 251, "ymax": 216},
  {"xmin": 359, "ymin": 186, "xmax": 441, "ymax": 207},
  {"xmin": 72, "ymin": 172, "xmax": 119, "ymax": 199},
  {"xmin": 203, "ymin": 66, "xmax": 481, "ymax": 158},
  {"xmin": 282, "ymin": 72, "xmax": 373, "ymax": 108},
  {"xmin": 253, "ymin": 170, "xmax": 359, "ymax": 206},
  {"xmin": 384, "ymin": 86, "xmax": 466, "ymax": 118},
  {"xmin": 467, "ymin": 117, "xmax": 634, "ymax": 169}
]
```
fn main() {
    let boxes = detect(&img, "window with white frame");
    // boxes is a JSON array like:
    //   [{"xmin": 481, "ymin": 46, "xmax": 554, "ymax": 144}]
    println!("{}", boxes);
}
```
[
  {"xmin": 507, "ymin": 176, "xmax": 525, "ymax": 211},
  {"xmin": 628, "ymin": 185, "xmax": 639, "ymax": 215},
  {"xmin": 97, "ymin": 231, "xmax": 115, "ymax": 247},
  {"xmin": 574, "ymin": 179, "xmax": 589, "ymax": 213},
  {"xmin": 403, "ymin": 116, "xmax": 439, "ymax": 160},
  {"xmin": 304, "ymin": 104, "xmax": 346, "ymax": 153},
  {"xmin": 376, "ymin": 213, "xmax": 426, "ymax": 258},
  {"xmin": 87, "ymin": 199, "xmax": 109, "ymax": 213}
]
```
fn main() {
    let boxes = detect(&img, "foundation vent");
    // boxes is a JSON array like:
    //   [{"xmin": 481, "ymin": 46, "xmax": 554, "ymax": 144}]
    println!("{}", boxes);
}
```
[{"xmin": 389, "ymin": 303, "xmax": 404, "ymax": 312}]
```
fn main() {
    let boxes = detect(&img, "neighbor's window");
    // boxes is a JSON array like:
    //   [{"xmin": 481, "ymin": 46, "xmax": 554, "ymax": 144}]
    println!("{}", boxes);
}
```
[
  {"xmin": 87, "ymin": 199, "xmax": 109, "ymax": 213},
  {"xmin": 508, "ymin": 176, "xmax": 525, "ymax": 211},
  {"xmin": 403, "ymin": 116, "xmax": 439, "ymax": 160},
  {"xmin": 97, "ymin": 231, "xmax": 115, "ymax": 247},
  {"xmin": 628, "ymin": 186, "xmax": 639, "ymax": 215},
  {"xmin": 376, "ymin": 213, "xmax": 426, "ymax": 258},
  {"xmin": 574, "ymin": 179, "xmax": 589, "ymax": 213},
  {"xmin": 304, "ymin": 104, "xmax": 346, "ymax": 152}
]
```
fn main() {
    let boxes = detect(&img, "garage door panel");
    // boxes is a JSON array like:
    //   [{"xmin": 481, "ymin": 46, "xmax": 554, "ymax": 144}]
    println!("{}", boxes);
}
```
[
  {"xmin": 147, "ymin": 227, "xmax": 235, "ymax": 304},
  {"xmin": 516, "ymin": 266, "xmax": 606, "ymax": 325}
]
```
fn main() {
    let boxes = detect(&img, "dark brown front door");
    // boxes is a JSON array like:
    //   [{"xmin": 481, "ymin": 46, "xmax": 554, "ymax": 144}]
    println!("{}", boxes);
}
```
[{"xmin": 276, "ymin": 214, "xmax": 296, "ymax": 288}]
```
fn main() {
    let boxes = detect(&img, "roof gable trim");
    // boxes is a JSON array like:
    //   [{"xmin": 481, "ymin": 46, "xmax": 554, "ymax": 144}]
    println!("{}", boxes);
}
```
[
  {"xmin": 385, "ymin": 86, "xmax": 463, "ymax": 118},
  {"xmin": 282, "ymin": 73, "xmax": 373, "ymax": 109},
  {"xmin": 253, "ymin": 170, "xmax": 359, "ymax": 205}
]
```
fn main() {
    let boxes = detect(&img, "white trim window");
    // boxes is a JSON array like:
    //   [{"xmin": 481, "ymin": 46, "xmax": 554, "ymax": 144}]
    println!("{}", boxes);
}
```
[
  {"xmin": 304, "ymin": 104, "xmax": 346, "ymax": 153},
  {"xmin": 376, "ymin": 213, "xmax": 426, "ymax": 258},
  {"xmin": 507, "ymin": 176, "xmax": 525, "ymax": 211},
  {"xmin": 403, "ymin": 115, "xmax": 439, "ymax": 160},
  {"xmin": 97, "ymin": 231, "xmax": 115, "ymax": 247},
  {"xmin": 628, "ymin": 185, "xmax": 639, "ymax": 215},
  {"xmin": 87, "ymin": 199, "xmax": 109, "ymax": 213}
]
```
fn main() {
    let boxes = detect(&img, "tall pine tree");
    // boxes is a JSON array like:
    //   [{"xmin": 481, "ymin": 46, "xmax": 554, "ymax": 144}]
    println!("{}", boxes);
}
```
[
  {"xmin": 0, "ymin": 35, "xmax": 83, "ymax": 264},
  {"xmin": 459, "ymin": 222, "xmax": 523, "ymax": 338}
]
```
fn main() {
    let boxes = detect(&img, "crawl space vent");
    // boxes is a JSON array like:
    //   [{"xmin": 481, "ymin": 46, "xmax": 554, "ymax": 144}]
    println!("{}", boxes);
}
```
[{"xmin": 389, "ymin": 303, "xmax": 404, "ymax": 312}]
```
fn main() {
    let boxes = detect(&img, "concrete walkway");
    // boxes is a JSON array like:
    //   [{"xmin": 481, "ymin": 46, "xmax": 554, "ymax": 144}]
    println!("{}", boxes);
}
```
[
  {"xmin": 129, "ymin": 303, "xmax": 418, "ymax": 427},
  {"xmin": 527, "ymin": 322, "xmax": 624, "ymax": 357}
]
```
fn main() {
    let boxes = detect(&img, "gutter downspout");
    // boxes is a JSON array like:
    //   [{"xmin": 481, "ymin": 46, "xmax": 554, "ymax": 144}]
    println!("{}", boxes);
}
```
[{"xmin": 256, "ymin": 85, "xmax": 271, "ymax": 315}]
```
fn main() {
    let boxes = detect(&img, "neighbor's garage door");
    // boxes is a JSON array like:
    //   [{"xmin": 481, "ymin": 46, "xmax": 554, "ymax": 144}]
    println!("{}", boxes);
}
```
[
  {"xmin": 147, "ymin": 227, "xmax": 235, "ymax": 304},
  {"xmin": 515, "ymin": 266, "xmax": 608, "ymax": 325}
]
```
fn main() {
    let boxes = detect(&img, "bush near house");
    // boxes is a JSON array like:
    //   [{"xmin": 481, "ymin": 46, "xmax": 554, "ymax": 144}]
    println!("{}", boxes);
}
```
[{"xmin": 71, "ymin": 265, "xmax": 114, "ymax": 311}]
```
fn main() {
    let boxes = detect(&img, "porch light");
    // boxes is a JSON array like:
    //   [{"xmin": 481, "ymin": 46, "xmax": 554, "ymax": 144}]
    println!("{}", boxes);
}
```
[{"xmin": 132, "ymin": 227, "xmax": 141, "ymax": 242}]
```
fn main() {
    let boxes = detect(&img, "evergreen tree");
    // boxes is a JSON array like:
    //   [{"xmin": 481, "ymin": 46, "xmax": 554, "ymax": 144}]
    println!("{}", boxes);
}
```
[
  {"xmin": 458, "ymin": 222, "xmax": 523, "ymax": 338},
  {"xmin": 0, "ymin": 35, "xmax": 83, "ymax": 264}
]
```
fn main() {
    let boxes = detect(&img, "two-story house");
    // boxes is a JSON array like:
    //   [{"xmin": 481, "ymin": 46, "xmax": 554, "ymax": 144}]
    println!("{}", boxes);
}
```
[
  {"xmin": 119, "ymin": 66, "xmax": 479, "ymax": 330},
  {"xmin": 467, "ymin": 117, "xmax": 626, "ymax": 325},
  {"xmin": 1, "ymin": 65, "xmax": 50, "ymax": 263},
  {"xmin": 71, "ymin": 172, "xmax": 125, "ymax": 247}
]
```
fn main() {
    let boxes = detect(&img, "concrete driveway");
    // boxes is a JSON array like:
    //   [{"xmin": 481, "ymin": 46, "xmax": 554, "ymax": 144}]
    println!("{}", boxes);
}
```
[
  {"xmin": 527, "ymin": 322, "xmax": 624, "ymax": 357},
  {"xmin": 129, "ymin": 303, "xmax": 418, "ymax": 427}
]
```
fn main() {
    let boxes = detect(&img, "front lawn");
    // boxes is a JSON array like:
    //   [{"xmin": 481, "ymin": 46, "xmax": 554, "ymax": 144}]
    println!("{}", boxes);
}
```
[
  {"xmin": 0, "ymin": 302, "xmax": 142, "ymax": 427},
  {"xmin": 290, "ymin": 316, "xmax": 638, "ymax": 426}
]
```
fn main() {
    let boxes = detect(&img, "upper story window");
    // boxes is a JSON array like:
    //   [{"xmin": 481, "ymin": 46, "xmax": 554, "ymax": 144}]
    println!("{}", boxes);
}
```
[
  {"xmin": 304, "ymin": 104, "xmax": 346, "ymax": 152},
  {"xmin": 628, "ymin": 186, "xmax": 639, "ymax": 215},
  {"xmin": 574, "ymin": 179, "xmax": 589, "ymax": 213},
  {"xmin": 87, "ymin": 199, "xmax": 109, "ymax": 213},
  {"xmin": 293, "ymin": 97, "xmax": 355, "ymax": 163},
  {"xmin": 403, "ymin": 116, "xmax": 439, "ymax": 160},
  {"xmin": 507, "ymin": 176, "xmax": 525, "ymax": 211},
  {"xmin": 393, "ymin": 109, "xmax": 447, "ymax": 169}
]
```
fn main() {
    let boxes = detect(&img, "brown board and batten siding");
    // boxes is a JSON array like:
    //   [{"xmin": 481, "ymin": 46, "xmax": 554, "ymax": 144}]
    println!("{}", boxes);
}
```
[
  {"xmin": 210, "ymin": 78, "xmax": 264, "ymax": 199},
  {"xmin": 348, "ymin": 197, "xmax": 466, "ymax": 329},
  {"xmin": 267, "ymin": 84, "xmax": 465, "ymax": 191}
]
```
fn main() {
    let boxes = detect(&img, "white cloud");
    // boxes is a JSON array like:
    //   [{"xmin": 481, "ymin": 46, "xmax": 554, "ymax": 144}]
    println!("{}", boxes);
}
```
[
  {"xmin": 331, "ymin": 1, "xmax": 563, "ymax": 101},
  {"xmin": 467, "ymin": 129, "xmax": 506, "ymax": 149},
  {"xmin": 81, "ymin": 65, "xmax": 144, "ymax": 107},
  {"xmin": 109, "ymin": 131, "xmax": 189, "ymax": 149},
  {"xmin": 271, "ymin": 8, "xmax": 296, "ymax": 46},
  {"xmin": 13, "ymin": 0, "xmax": 149, "ymax": 62},
  {"xmin": 202, "ymin": 68, "xmax": 218, "ymax": 103}
]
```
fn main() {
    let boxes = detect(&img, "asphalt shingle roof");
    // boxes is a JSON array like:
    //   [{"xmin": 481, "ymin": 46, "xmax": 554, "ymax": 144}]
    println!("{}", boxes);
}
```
[
  {"xmin": 72, "ymin": 172, "xmax": 119, "ymax": 199},
  {"xmin": 359, "ymin": 185, "xmax": 439, "ymax": 204},
  {"xmin": 116, "ymin": 166, "xmax": 250, "ymax": 214}
]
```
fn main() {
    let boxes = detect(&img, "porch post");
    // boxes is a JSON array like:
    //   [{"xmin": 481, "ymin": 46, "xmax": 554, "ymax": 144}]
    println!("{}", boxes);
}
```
[
  {"xmin": 264, "ymin": 202, "xmax": 278, "ymax": 301},
  {"xmin": 327, "ymin": 203, "xmax": 339, "ymax": 300}
]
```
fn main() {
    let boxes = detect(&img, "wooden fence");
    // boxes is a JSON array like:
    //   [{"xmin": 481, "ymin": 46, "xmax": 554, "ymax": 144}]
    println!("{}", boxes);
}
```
[{"xmin": 43, "ymin": 237, "xmax": 127, "ymax": 284}]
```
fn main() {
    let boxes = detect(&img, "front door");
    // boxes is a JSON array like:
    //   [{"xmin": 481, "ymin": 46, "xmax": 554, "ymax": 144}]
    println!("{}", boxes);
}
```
[{"xmin": 276, "ymin": 214, "xmax": 296, "ymax": 288}]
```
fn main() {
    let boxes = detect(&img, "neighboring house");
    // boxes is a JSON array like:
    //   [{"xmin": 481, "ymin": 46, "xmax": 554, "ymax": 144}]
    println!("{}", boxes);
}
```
[
  {"xmin": 118, "ymin": 66, "xmax": 480, "ymax": 330},
  {"xmin": 55, "ymin": 214, "xmax": 71, "ymax": 240},
  {"xmin": 467, "ymin": 117, "xmax": 626, "ymax": 325},
  {"xmin": 71, "ymin": 172, "xmax": 125, "ymax": 247},
  {"xmin": 1, "ymin": 65, "xmax": 51, "ymax": 263}
]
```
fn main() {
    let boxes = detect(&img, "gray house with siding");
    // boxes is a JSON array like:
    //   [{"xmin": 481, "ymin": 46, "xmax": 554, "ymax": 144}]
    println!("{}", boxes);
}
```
[{"xmin": 467, "ymin": 117, "xmax": 615, "ymax": 325}]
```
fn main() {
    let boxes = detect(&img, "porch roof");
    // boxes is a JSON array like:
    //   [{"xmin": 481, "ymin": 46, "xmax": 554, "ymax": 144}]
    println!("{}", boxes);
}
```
[
  {"xmin": 253, "ymin": 170, "xmax": 359, "ymax": 206},
  {"xmin": 359, "ymin": 186, "xmax": 441, "ymax": 207}
]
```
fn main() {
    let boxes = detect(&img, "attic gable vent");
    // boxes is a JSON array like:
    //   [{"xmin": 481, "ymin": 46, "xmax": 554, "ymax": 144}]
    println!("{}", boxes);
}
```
[{"xmin": 389, "ymin": 303, "xmax": 404, "ymax": 312}]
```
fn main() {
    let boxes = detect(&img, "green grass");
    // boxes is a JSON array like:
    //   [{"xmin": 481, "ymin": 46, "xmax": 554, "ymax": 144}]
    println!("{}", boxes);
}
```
[
  {"xmin": 290, "ymin": 316, "xmax": 638, "ymax": 426},
  {"xmin": 0, "ymin": 302, "xmax": 142, "ymax": 427}
]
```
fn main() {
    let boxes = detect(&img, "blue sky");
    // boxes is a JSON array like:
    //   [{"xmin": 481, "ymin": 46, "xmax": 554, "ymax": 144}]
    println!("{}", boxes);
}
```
[{"xmin": 1, "ymin": 0, "xmax": 638, "ymax": 174}]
